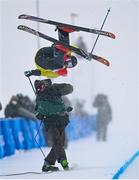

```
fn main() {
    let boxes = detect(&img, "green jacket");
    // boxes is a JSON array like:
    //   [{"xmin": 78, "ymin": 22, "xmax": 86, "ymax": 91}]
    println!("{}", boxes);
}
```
[{"xmin": 36, "ymin": 98, "xmax": 66, "ymax": 116}]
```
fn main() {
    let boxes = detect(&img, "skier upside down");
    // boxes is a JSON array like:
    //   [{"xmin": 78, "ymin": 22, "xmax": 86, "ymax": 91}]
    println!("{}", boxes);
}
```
[
  {"xmin": 21, "ymin": 15, "xmax": 115, "ymax": 78},
  {"xmin": 25, "ymin": 28, "xmax": 78, "ymax": 78},
  {"xmin": 34, "ymin": 79, "xmax": 73, "ymax": 171}
]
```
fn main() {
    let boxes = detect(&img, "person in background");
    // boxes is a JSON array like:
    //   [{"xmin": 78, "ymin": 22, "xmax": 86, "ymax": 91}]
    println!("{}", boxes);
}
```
[
  {"xmin": 73, "ymin": 99, "xmax": 89, "ymax": 117},
  {"xmin": 76, "ymin": 36, "xmax": 88, "ymax": 54},
  {"xmin": 34, "ymin": 79, "xmax": 73, "ymax": 172},
  {"xmin": 0, "ymin": 101, "xmax": 2, "ymax": 111},
  {"xmin": 4, "ymin": 94, "xmax": 36, "ymax": 120},
  {"xmin": 93, "ymin": 94, "xmax": 112, "ymax": 141}
]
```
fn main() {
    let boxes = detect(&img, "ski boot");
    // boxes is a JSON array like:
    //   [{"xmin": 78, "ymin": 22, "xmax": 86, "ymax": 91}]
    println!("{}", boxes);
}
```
[
  {"xmin": 42, "ymin": 161, "xmax": 59, "ymax": 172},
  {"xmin": 60, "ymin": 159, "xmax": 69, "ymax": 170}
]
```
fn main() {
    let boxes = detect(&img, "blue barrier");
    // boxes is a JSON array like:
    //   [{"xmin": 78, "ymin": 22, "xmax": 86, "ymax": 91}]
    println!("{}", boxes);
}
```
[
  {"xmin": 0, "ymin": 120, "xmax": 5, "ymax": 158},
  {"xmin": 1, "ymin": 119, "xmax": 15, "ymax": 156},
  {"xmin": 28, "ymin": 120, "xmax": 46, "ymax": 148},
  {"xmin": 35, "ymin": 120, "xmax": 46, "ymax": 147},
  {"xmin": 28, "ymin": 120, "xmax": 39, "ymax": 148},
  {"xmin": 66, "ymin": 115, "xmax": 96, "ymax": 141},
  {"xmin": 20, "ymin": 118, "xmax": 33, "ymax": 150},
  {"xmin": 66, "ymin": 117, "xmax": 80, "ymax": 141},
  {"xmin": 0, "ymin": 115, "xmax": 96, "ymax": 159},
  {"xmin": 10, "ymin": 118, "xmax": 24, "ymax": 150}
]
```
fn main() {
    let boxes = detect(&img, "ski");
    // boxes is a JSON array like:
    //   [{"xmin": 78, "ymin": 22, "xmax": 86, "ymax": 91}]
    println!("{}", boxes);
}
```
[
  {"xmin": 17, "ymin": 25, "xmax": 110, "ymax": 66},
  {"xmin": 18, "ymin": 14, "xmax": 115, "ymax": 39}
]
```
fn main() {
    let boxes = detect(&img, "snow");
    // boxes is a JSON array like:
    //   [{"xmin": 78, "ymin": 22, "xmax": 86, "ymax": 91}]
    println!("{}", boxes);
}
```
[
  {"xmin": 0, "ymin": 123, "xmax": 138, "ymax": 179},
  {"xmin": 0, "ymin": 0, "xmax": 139, "ymax": 179}
]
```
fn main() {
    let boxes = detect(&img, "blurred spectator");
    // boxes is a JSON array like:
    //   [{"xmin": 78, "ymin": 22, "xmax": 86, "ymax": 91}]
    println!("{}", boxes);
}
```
[
  {"xmin": 62, "ymin": 96, "xmax": 72, "ymax": 148},
  {"xmin": 73, "ymin": 99, "xmax": 89, "ymax": 117},
  {"xmin": 16, "ymin": 93, "xmax": 36, "ymax": 113},
  {"xmin": 62, "ymin": 96, "xmax": 72, "ymax": 108},
  {"xmin": 4, "ymin": 94, "xmax": 36, "ymax": 120},
  {"xmin": 93, "ymin": 94, "xmax": 112, "ymax": 141},
  {"xmin": 0, "ymin": 101, "xmax": 2, "ymax": 111},
  {"xmin": 76, "ymin": 36, "xmax": 88, "ymax": 53}
]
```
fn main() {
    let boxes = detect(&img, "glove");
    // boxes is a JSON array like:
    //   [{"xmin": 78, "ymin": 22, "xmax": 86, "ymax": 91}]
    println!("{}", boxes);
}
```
[
  {"xmin": 66, "ymin": 106, "xmax": 73, "ymax": 112},
  {"xmin": 36, "ymin": 112, "xmax": 44, "ymax": 120},
  {"xmin": 24, "ymin": 70, "xmax": 32, "ymax": 77}
]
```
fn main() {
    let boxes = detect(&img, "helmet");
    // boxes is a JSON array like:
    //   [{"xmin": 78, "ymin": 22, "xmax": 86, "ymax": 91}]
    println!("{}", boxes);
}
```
[
  {"xmin": 42, "ymin": 79, "xmax": 52, "ymax": 87},
  {"xmin": 65, "ymin": 56, "xmax": 77, "ymax": 68},
  {"xmin": 34, "ymin": 79, "xmax": 52, "ymax": 92}
]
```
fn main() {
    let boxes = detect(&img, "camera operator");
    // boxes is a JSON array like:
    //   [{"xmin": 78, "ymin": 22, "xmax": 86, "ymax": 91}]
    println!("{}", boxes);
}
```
[{"xmin": 34, "ymin": 79, "xmax": 73, "ymax": 172}]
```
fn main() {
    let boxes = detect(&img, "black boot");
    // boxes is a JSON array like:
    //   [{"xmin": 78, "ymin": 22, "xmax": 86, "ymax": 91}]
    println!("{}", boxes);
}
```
[{"xmin": 42, "ymin": 161, "xmax": 59, "ymax": 172}]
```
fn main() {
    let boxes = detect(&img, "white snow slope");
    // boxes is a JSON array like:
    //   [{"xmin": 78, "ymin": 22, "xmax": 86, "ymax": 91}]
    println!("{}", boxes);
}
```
[{"xmin": 0, "ymin": 125, "xmax": 138, "ymax": 179}]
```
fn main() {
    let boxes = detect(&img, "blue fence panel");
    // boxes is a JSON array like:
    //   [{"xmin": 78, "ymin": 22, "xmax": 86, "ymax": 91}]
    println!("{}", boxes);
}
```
[
  {"xmin": 1, "ymin": 119, "xmax": 15, "ymax": 156},
  {"xmin": 0, "ymin": 120, "xmax": 5, "ymax": 158},
  {"xmin": 20, "ymin": 118, "xmax": 33, "ymax": 150},
  {"xmin": 0, "ymin": 115, "xmax": 97, "ymax": 159},
  {"xmin": 28, "ymin": 119, "xmax": 46, "ymax": 148},
  {"xmin": 87, "ymin": 115, "xmax": 97, "ymax": 131},
  {"xmin": 10, "ymin": 118, "xmax": 25, "ymax": 150},
  {"xmin": 36, "ymin": 120, "xmax": 46, "ymax": 147},
  {"xmin": 28, "ymin": 120, "xmax": 39, "ymax": 148},
  {"xmin": 67, "ymin": 117, "xmax": 80, "ymax": 140},
  {"xmin": 66, "ymin": 115, "xmax": 97, "ymax": 141},
  {"xmin": 78, "ymin": 117, "xmax": 91, "ymax": 137},
  {"xmin": 66, "ymin": 117, "xmax": 78, "ymax": 141}
]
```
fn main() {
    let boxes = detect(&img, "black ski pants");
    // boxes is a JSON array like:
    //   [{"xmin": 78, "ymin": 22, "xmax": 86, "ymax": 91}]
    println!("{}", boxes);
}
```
[{"xmin": 45, "ymin": 127, "xmax": 67, "ymax": 165}]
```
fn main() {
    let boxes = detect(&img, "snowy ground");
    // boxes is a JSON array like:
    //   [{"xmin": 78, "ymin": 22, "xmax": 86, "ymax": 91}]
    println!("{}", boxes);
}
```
[{"xmin": 0, "ymin": 124, "xmax": 138, "ymax": 179}]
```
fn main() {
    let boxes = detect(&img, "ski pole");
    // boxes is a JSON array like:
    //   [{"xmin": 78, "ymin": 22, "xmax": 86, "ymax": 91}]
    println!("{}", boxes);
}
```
[
  {"xmin": 26, "ymin": 76, "xmax": 46, "ymax": 158},
  {"xmin": 90, "ymin": 8, "xmax": 111, "ymax": 54},
  {"xmin": 33, "ymin": 120, "xmax": 46, "ymax": 158},
  {"xmin": 27, "ymin": 76, "xmax": 36, "ymax": 95}
]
